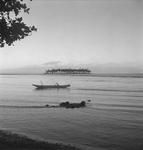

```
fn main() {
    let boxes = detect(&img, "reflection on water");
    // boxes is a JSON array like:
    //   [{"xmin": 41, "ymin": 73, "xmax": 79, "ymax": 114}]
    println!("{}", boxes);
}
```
[{"xmin": 0, "ymin": 74, "xmax": 143, "ymax": 150}]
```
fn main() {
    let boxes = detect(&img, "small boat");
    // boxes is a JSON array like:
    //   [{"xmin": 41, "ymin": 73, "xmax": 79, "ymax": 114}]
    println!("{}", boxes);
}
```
[{"xmin": 32, "ymin": 83, "xmax": 70, "ymax": 89}]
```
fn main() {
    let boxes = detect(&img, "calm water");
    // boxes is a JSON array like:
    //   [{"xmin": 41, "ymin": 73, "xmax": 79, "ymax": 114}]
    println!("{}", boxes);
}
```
[{"xmin": 0, "ymin": 74, "xmax": 143, "ymax": 150}]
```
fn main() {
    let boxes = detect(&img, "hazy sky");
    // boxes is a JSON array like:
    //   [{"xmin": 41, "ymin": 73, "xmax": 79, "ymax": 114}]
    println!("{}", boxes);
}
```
[{"xmin": 0, "ymin": 0, "xmax": 143, "ymax": 69}]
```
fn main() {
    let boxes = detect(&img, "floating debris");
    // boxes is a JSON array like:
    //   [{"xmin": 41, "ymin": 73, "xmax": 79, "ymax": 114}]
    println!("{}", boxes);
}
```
[{"xmin": 45, "ymin": 101, "xmax": 86, "ymax": 109}]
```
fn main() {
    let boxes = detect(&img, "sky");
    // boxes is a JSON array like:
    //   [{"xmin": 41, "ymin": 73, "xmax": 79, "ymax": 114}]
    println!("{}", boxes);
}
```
[{"xmin": 0, "ymin": 0, "xmax": 143, "ymax": 72}]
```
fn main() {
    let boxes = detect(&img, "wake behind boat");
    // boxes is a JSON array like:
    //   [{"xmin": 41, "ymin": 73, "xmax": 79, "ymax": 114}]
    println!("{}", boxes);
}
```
[{"xmin": 32, "ymin": 83, "xmax": 71, "ymax": 89}]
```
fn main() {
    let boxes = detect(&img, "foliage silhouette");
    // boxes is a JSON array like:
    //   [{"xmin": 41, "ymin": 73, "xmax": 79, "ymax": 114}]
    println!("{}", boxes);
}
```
[
  {"xmin": 46, "ymin": 68, "xmax": 91, "ymax": 74},
  {"xmin": 0, "ymin": 0, "xmax": 37, "ymax": 47}
]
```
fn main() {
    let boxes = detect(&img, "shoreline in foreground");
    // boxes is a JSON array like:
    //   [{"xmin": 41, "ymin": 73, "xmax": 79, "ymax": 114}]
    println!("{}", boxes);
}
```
[{"xmin": 0, "ymin": 130, "xmax": 81, "ymax": 150}]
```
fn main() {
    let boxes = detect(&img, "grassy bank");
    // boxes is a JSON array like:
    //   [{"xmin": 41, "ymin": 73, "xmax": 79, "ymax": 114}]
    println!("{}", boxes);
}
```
[{"xmin": 0, "ymin": 130, "xmax": 81, "ymax": 150}]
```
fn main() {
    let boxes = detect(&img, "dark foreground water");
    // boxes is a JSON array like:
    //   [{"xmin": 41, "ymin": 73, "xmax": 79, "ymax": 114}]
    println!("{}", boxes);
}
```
[{"xmin": 0, "ymin": 74, "xmax": 143, "ymax": 150}]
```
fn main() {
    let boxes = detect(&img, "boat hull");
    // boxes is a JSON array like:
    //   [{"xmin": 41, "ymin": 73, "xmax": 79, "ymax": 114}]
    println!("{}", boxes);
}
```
[{"xmin": 32, "ymin": 84, "xmax": 70, "ymax": 89}]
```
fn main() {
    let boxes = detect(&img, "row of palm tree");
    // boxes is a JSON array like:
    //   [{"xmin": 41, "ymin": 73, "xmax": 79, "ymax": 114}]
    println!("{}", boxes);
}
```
[{"xmin": 45, "ymin": 68, "xmax": 91, "ymax": 74}]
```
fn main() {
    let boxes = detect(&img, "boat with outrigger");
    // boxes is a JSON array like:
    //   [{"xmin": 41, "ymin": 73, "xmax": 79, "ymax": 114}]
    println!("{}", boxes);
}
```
[{"xmin": 32, "ymin": 82, "xmax": 71, "ymax": 89}]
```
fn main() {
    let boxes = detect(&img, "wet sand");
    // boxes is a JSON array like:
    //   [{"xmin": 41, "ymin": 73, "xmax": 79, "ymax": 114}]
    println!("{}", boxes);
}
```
[{"xmin": 0, "ymin": 130, "xmax": 81, "ymax": 150}]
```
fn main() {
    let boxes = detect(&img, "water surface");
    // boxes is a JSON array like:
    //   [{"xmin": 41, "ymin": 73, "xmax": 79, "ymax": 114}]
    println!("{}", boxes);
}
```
[{"xmin": 0, "ymin": 74, "xmax": 143, "ymax": 150}]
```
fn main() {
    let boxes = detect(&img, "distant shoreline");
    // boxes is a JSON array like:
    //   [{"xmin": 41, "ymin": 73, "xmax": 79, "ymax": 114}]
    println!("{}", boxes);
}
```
[
  {"xmin": 0, "ymin": 73, "xmax": 143, "ymax": 78},
  {"xmin": 45, "ymin": 68, "xmax": 91, "ymax": 75}
]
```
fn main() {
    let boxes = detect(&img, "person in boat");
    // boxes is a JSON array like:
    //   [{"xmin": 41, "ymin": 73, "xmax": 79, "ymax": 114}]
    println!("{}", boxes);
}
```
[{"xmin": 56, "ymin": 82, "xmax": 59, "ymax": 86}]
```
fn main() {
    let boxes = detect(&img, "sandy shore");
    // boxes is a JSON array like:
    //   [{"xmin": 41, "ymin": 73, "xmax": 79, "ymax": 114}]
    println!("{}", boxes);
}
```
[{"xmin": 0, "ymin": 130, "xmax": 81, "ymax": 150}]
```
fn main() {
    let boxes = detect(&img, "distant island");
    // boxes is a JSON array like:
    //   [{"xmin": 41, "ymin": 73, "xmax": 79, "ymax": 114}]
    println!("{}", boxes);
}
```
[{"xmin": 45, "ymin": 68, "xmax": 91, "ymax": 74}]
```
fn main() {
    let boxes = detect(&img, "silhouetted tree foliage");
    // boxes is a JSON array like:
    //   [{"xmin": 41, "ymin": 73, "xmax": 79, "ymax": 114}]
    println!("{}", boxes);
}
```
[
  {"xmin": 46, "ymin": 68, "xmax": 91, "ymax": 74},
  {"xmin": 0, "ymin": 0, "xmax": 37, "ymax": 47}
]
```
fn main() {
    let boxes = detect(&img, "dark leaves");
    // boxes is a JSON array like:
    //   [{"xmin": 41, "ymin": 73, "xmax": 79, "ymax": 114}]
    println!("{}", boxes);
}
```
[{"xmin": 0, "ymin": 0, "xmax": 36, "ymax": 47}]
